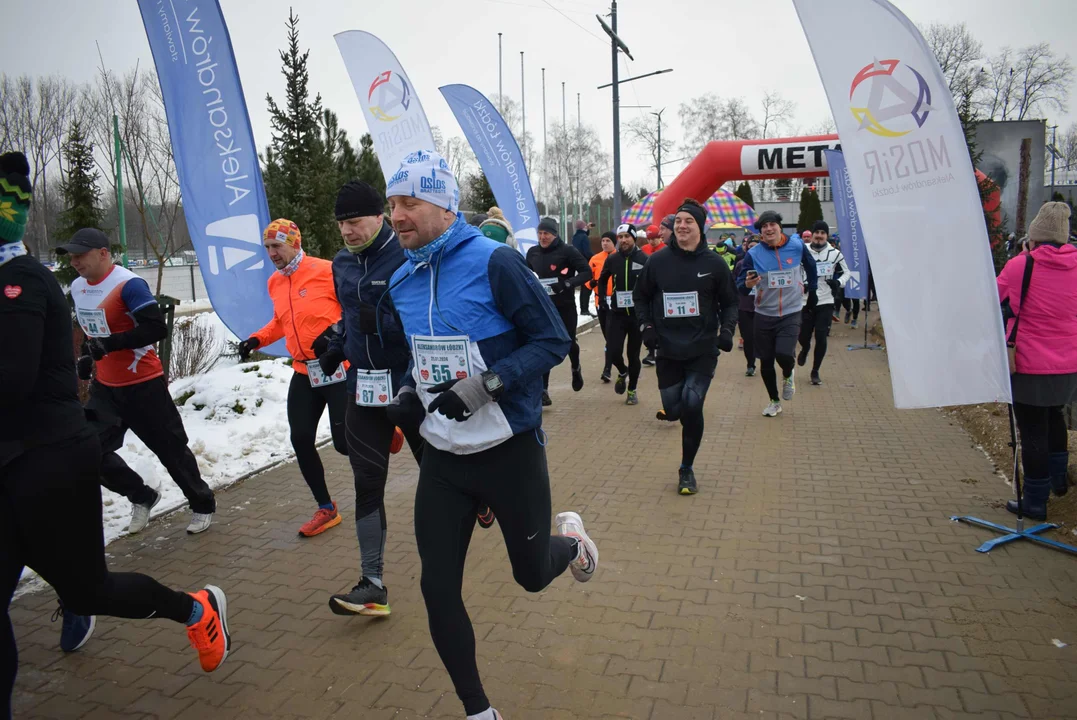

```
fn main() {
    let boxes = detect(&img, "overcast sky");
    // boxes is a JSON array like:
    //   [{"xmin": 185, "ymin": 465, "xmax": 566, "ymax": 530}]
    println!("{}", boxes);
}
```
[{"xmin": 4, "ymin": 0, "xmax": 1076, "ymax": 193}]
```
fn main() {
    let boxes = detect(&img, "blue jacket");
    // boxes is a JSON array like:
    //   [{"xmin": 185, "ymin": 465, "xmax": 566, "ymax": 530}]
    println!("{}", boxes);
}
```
[
  {"xmin": 736, "ymin": 235, "xmax": 818, "ymax": 318},
  {"xmin": 572, "ymin": 228, "xmax": 593, "ymax": 259},
  {"xmin": 389, "ymin": 216, "xmax": 570, "ymax": 454},
  {"xmin": 328, "ymin": 221, "xmax": 411, "ymax": 395}
]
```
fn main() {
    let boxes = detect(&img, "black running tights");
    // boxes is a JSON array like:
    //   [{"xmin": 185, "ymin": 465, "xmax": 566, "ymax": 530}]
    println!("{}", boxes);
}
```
[
  {"xmin": 543, "ymin": 302, "xmax": 580, "ymax": 388},
  {"xmin": 287, "ymin": 371, "xmax": 348, "ymax": 506}
]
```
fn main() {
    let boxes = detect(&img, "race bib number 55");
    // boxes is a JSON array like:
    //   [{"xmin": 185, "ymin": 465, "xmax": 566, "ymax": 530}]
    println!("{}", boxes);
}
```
[{"xmin": 414, "ymin": 335, "xmax": 472, "ymax": 387}]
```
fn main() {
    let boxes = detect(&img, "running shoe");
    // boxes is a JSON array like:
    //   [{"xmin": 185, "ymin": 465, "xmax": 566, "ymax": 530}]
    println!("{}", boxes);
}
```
[
  {"xmin": 832, "ymin": 310, "xmax": 841, "ymax": 322},
  {"xmin": 186, "ymin": 585, "xmax": 230, "ymax": 672},
  {"xmin": 554, "ymin": 511, "xmax": 598, "ymax": 583},
  {"xmin": 477, "ymin": 504, "xmax": 496, "ymax": 529},
  {"xmin": 745, "ymin": 366, "xmax": 756, "ymax": 377},
  {"xmin": 677, "ymin": 467, "xmax": 698, "ymax": 495},
  {"xmin": 738, "ymin": 337, "xmax": 744, "ymax": 349},
  {"xmin": 329, "ymin": 578, "xmax": 391, "ymax": 617},
  {"xmin": 128, "ymin": 487, "xmax": 161, "ymax": 535},
  {"xmin": 614, "ymin": 372, "xmax": 628, "ymax": 395},
  {"xmin": 811, "ymin": 371, "xmax": 822, "ymax": 386},
  {"xmin": 600, "ymin": 370, "xmax": 611, "ymax": 384},
  {"xmin": 625, "ymin": 390, "xmax": 638, "ymax": 406},
  {"xmin": 844, "ymin": 310, "xmax": 851, "ymax": 324},
  {"xmin": 298, "ymin": 502, "xmax": 342, "ymax": 538},
  {"xmin": 797, "ymin": 347, "xmax": 809, "ymax": 367},
  {"xmin": 762, "ymin": 401, "xmax": 783, "ymax": 417},
  {"xmin": 782, "ymin": 369, "xmax": 796, "ymax": 401},
  {"xmin": 541, "ymin": 390, "xmax": 552, "ymax": 407},
  {"xmin": 186, "ymin": 513, "xmax": 213, "ymax": 535},
  {"xmin": 571, "ymin": 366, "xmax": 584, "ymax": 392},
  {"xmin": 850, "ymin": 319, "xmax": 859, "ymax": 329},
  {"xmin": 641, "ymin": 351, "xmax": 655, "ymax": 367},
  {"xmin": 390, "ymin": 427, "xmax": 405, "ymax": 454},
  {"xmin": 655, "ymin": 409, "xmax": 676, "ymax": 422},
  {"xmin": 54, "ymin": 604, "xmax": 95, "ymax": 653}
]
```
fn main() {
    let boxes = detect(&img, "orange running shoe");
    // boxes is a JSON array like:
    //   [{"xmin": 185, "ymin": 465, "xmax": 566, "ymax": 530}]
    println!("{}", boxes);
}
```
[
  {"xmin": 390, "ymin": 427, "xmax": 404, "ymax": 454},
  {"xmin": 186, "ymin": 585, "xmax": 230, "ymax": 672},
  {"xmin": 298, "ymin": 502, "xmax": 342, "ymax": 537}
]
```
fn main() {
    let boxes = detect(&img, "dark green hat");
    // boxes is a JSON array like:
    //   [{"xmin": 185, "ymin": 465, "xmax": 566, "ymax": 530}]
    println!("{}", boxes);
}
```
[{"xmin": 0, "ymin": 152, "xmax": 32, "ymax": 244}]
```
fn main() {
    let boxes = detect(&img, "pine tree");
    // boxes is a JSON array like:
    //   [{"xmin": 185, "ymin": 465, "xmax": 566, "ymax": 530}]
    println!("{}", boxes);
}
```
[
  {"xmin": 797, "ymin": 188, "xmax": 823, "ymax": 234},
  {"xmin": 356, "ymin": 133, "xmax": 386, "ymax": 199},
  {"xmin": 53, "ymin": 120, "xmax": 106, "ymax": 287},
  {"xmin": 734, "ymin": 181, "xmax": 755, "ymax": 209},
  {"xmin": 465, "ymin": 173, "xmax": 496, "ymax": 212}
]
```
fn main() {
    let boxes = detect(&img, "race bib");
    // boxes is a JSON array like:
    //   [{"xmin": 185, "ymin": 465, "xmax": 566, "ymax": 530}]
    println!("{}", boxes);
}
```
[
  {"xmin": 768, "ymin": 270, "xmax": 795, "ymax": 289},
  {"xmin": 414, "ymin": 335, "xmax": 472, "ymax": 388},
  {"xmin": 77, "ymin": 308, "xmax": 111, "ymax": 337},
  {"xmin": 307, "ymin": 360, "xmax": 346, "ymax": 387},
  {"xmin": 615, "ymin": 290, "xmax": 635, "ymax": 308},
  {"xmin": 663, "ymin": 291, "xmax": 699, "ymax": 318},
  {"xmin": 539, "ymin": 277, "xmax": 558, "ymax": 296},
  {"xmin": 356, "ymin": 369, "xmax": 391, "ymax": 407},
  {"xmin": 816, "ymin": 261, "xmax": 835, "ymax": 279}
]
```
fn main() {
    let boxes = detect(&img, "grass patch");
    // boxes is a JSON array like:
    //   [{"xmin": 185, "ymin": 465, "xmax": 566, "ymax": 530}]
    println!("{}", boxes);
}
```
[
  {"xmin": 193, "ymin": 403, "xmax": 206, "ymax": 411},
  {"xmin": 231, "ymin": 401, "xmax": 246, "ymax": 414},
  {"xmin": 255, "ymin": 398, "xmax": 264, "ymax": 408},
  {"xmin": 175, "ymin": 389, "xmax": 195, "ymax": 407},
  {"xmin": 241, "ymin": 364, "xmax": 260, "ymax": 374}
]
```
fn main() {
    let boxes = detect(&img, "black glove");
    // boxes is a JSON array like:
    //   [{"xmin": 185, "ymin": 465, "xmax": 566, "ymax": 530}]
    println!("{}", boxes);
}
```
[
  {"xmin": 641, "ymin": 324, "xmax": 658, "ymax": 348},
  {"xmin": 551, "ymin": 279, "xmax": 570, "ymax": 295},
  {"xmin": 311, "ymin": 325, "xmax": 335, "ymax": 358},
  {"xmin": 87, "ymin": 337, "xmax": 109, "ymax": 361},
  {"xmin": 806, "ymin": 289, "xmax": 818, "ymax": 312},
  {"xmin": 318, "ymin": 347, "xmax": 346, "ymax": 376},
  {"xmin": 238, "ymin": 337, "xmax": 260, "ymax": 361},
  {"xmin": 827, "ymin": 279, "xmax": 841, "ymax": 297},
  {"xmin": 76, "ymin": 355, "xmax": 94, "ymax": 381},
  {"xmin": 717, "ymin": 329, "xmax": 734, "ymax": 353},
  {"xmin": 427, "ymin": 375, "xmax": 493, "ymax": 422},
  {"xmin": 358, "ymin": 303, "xmax": 379, "ymax": 335},
  {"xmin": 386, "ymin": 386, "xmax": 425, "ymax": 432},
  {"xmin": 598, "ymin": 295, "xmax": 609, "ymax": 312}
]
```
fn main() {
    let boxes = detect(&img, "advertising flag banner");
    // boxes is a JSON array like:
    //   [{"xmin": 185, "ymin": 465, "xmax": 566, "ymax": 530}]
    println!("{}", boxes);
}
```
[
  {"xmin": 440, "ymin": 84, "xmax": 539, "ymax": 253},
  {"xmin": 794, "ymin": 0, "xmax": 1010, "ymax": 408},
  {"xmin": 825, "ymin": 150, "xmax": 869, "ymax": 301}
]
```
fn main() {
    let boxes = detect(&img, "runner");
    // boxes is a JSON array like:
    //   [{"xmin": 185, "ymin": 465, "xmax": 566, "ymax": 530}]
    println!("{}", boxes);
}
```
[
  {"xmin": 641, "ymin": 217, "xmax": 674, "ymax": 366},
  {"xmin": 634, "ymin": 199, "xmax": 738, "ymax": 494},
  {"xmin": 525, "ymin": 217, "xmax": 591, "ymax": 405},
  {"xmin": 0, "ymin": 152, "xmax": 228, "ymax": 715},
  {"xmin": 237, "ymin": 219, "xmax": 350, "ymax": 538},
  {"xmin": 62, "ymin": 228, "xmax": 216, "ymax": 535},
  {"xmin": 734, "ymin": 235, "xmax": 759, "ymax": 377},
  {"xmin": 641, "ymin": 224, "xmax": 663, "ymax": 257},
  {"xmin": 597, "ymin": 224, "xmax": 649, "ymax": 405},
  {"xmin": 797, "ymin": 221, "xmax": 849, "ymax": 385},
  {"xmin": 713, "ymin": 238, "xmax": 736, "ymax": 271},
  {"xmin": 737, "ymin": 211, "xmax": 818, "ymax": 417},
  {"xmin": 382, "ymin": 150, "xmax": 597, "ymax": 720},
  {"xmin": 318, "ymin": 181, "xmax": 429, "ymax": 618},
  {"xmin": 588, "ymin": 231, "xmax": 616, "ymax": 383},
  {"xmin": 571, "ymin": 220, "xmax": 594, "ymax": 317}
]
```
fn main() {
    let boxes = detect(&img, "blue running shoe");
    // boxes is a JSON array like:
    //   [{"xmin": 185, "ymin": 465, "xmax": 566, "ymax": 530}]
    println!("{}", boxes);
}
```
[{"xmin": 54, "ymin": 604, "xmax": 95, "ymax": 653}]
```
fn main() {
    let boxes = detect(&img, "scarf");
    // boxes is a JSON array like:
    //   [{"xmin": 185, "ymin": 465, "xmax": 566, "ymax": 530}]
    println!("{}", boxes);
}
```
[
  {"xmin": 0, "ymin": 241, "xmax": 27, "ymax": 267},
  {"xmin": 279, "ymin": 249, "xmax": 304, "ymax": 276},
  {"xmin": 404, "ymin": 215, "xmax": 463, "ymax": 265}
]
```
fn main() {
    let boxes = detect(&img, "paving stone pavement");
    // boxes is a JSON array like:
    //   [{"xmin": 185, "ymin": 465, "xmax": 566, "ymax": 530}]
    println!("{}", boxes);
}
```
[{"xmin": 10, "ymin": 318, "xmax": 1077, "ymax": 720}]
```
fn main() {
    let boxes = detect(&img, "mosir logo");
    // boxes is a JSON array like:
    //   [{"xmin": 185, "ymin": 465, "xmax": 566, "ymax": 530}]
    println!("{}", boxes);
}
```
[
  {"xmin": 204, "ymin": 214, "xmax": 266, "ymax": 275},
  {"xmin": 849, "ymin": 59, "xmax": 934, "ymax": 138},
  {"xmin": 368, "ymin": 70, "xmax": 411, "ymax": 122}
]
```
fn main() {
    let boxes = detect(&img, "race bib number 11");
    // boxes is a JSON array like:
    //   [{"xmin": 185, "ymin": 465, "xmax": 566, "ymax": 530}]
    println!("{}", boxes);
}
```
[{"xmin": 663, "ymin": 291, "xmax": 699, "ymax": 318}]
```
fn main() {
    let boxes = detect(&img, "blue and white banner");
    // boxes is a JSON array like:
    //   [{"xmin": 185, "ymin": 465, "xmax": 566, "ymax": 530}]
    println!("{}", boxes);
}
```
[
  {"xmin": 825, "ymin": 150, "xmax": 868, "ymax": 301},
  {"xmin": 795, "ymin": 0, "xmax": 1010, "ymax": 408},
  {"xmin": 137, "ymin": 0, "xmax": 281, "ymax": 353},
  {"xmin": 439, "ymin": 84, "xmax": 539, "ymax": 254}
]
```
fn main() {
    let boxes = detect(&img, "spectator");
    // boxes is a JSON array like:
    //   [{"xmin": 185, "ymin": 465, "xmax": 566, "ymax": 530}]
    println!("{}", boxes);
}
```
[
  {"xmin": 573, "ymin": 220, "xmax": 594, "ymax": 316},
  {"xmin": 998, "ymin": 202, "xmax": 1077, "ymax": 520}
]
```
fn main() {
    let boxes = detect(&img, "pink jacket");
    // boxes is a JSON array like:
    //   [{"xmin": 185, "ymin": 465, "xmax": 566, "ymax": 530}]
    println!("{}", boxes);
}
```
[{"xmin": 997, "ymin": 243, "xmax": 1077, "ymax": 375}]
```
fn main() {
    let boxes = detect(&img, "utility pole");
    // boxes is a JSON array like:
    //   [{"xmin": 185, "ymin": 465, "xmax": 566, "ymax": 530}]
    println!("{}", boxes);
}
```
[
  {"xmin": 652, "ymin": 108, "xmax": 665, "ymax": 189},
  {"xmin": 577, "ymin": 93, "xmax": 582, "ymax": 223},
  {"xmin": 1051, "ymin": 124, "xmax": 1059, "ymax": 190},
  {"xmin": 498, "ymin": 33, "xmax": 503, "ymax": 114},
  {"xmin": 610, "ymin": 1, "xmax": 621, "ymax": 222},
  {"xmin": 113, "ymin": 114, "xmax": 128, "ymax": 268},
  {"xmin": 520, "ymin": 52, "xmax": 526, "ymax": 168},
  {"xmin": 561, "ymin": 82, "xmax": 567, "ymax": 228},
  {"xmin": 542, "ymin": 68, "xmax": 547, "ymax": 212}
]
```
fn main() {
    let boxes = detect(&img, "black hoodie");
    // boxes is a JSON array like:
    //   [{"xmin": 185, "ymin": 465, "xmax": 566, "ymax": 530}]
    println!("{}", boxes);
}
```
[
  {"xmin": 525, "ymin": 236, "xmax": 591, "ymax": 308},
  {"xmin": 597, "ymin": 245, "xmax": 648, "ymax": 314},
  {"xmin": 633, "ymin": 237, "xmax": 739, "ymax": 360}
]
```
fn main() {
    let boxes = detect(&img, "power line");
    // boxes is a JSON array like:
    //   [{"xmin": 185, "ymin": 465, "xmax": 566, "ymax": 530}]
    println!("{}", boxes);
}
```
[
  {"xmin": 540, "ymin": 0, "xmax": 607, "ymax": 44},
  {"xmin": 482, "ymin": 0, "xmax": 591, "ymax": 14}
]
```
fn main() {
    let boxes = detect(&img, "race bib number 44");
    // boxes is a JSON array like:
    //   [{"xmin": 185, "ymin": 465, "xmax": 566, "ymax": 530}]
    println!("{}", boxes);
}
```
[
  {"xmin": 356, "ymin": 369, "xmax": 391, "ymax": 407},
  {"xmin": 663, "ymin": 291, "xmax": 699, "ymax": 318},
  {"xmin": 414, "ymin": 335, "xmax": 472, "ymax": 387},
  {"xmin": 768, "ymin": 270, "xmax": 795, "ymax": 289},
  {"xmin": 77, "ymin": 308, "xmax": 111, "ymax": 337}
]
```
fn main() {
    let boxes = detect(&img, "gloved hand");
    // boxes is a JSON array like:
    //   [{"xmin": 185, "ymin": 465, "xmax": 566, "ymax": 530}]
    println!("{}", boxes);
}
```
[
  {"xmin": 87, "ymin": 337, "xmax": 110, "ymax": 361},
  {"xmin": 386, "ymin": 386, "xmax": 426, "ymax": 432},
  {"xmin": 427, "ymin": 375, "xmax": 493, "ymax": 422},
  {"xmin": 237, "ymin": 337, "xmax": 260, "ymax": 361},
  {"xmin": 598, "ymin": 295, "xmax": 609, "ymax": 312},
  {"xmin": 641, "ymin": 324, "xmax": 658, "ymax": 348},
  {"xmin": 717, "ymin": 329, "xmax": 734, "ymax": 353},
  {"xmin": 550, "ymin": 279, "xmax": 570, "ymax": 295},
  {"xmin": 318, "ymin": 347, "xmax": 346, "ymax": 376},
  {"xmin": 827, "ymin": 279, "xmax": 841, "ymax": 297},
  {"xmin": 358, "ymin": 303, "xmax": 379, "ymax": 335},
  {"xmin": 806, "ymin": 289, "xmax": 818, "ymax": 312},
  {"xmin": 76, "ymin": 355, "xmax": 94, "ymax": 381},
  {"xmin": 311, "ymin": 325, "xmax": 336, "ymax": 358}
]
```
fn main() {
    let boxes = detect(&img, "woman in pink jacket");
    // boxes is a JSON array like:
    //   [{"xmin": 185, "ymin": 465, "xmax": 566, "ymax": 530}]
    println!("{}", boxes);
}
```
[{"xmin": 997, "ymin": 201, "xmax": 1077, "ymax": 520}]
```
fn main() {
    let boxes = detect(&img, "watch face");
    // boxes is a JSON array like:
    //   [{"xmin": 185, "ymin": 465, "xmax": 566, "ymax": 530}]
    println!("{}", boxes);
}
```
[{"xmin": 484, "ymin": 374, "xmax": 502, "ymax": 392}]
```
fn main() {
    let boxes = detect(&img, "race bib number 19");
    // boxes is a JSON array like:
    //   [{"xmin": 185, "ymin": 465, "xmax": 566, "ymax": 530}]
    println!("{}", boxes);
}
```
[
  {"xmin": 414, "ymin": 335, "xmax": 472, "ymax": 387},
  {"xmin": 663, "ymin": 291, "xmax": 699, "ymax": 318},
  {"xmin": 77, "ymin": 308, "xmax": 111, "ymax": 337}
]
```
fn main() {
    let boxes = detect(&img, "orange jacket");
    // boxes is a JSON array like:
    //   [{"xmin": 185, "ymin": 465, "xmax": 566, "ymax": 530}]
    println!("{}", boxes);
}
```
[
  {"xmin": 251, "ymin": 256, "xmax": 345, "ymax": 376},
  {"xmin": 587, "ymin": 251, "xmax": 613, "ymax": 308}
]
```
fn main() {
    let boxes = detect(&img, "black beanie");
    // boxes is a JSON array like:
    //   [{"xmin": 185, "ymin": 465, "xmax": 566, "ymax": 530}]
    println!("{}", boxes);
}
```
[
  {"xmin": 754, "ymin": 210, "xmax": 783, "ymax": 230},
  {"xmin": 601, "ymin": 230, "xmax": 617, "ymax": 243},
  {"xmin": 811, "ymin": 220, "xmax": 829, "ymax": 235},
  {"xmin": 676, "ymin": 200, "xmax": 708, "ymax": 238},
  {"xmin": 537, "ymin": 217, "xmax": 559, "ymax": 237},
  {"xmin": 335, "ymin": 181, "xmax": 385, "ymax": 221}
]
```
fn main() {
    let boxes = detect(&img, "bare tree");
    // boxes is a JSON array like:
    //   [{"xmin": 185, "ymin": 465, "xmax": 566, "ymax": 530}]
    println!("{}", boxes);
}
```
[
  {"xmin": 624, "ymin": 113, "xmax": 674, "ymax": 187},
  {"xmin": 978, "ymin": 44, "xmax": 1073, "ymax": 121},
  {"xmin": 719, "ymin": 98, "xmax": 760, "ymax": 141},
  {"xmin": 759, "ymin": 90, "xmax": 796, "ymax": 139},
  {"xmin": 1059, "ymin": 123, "xmax": 1077, "ymax": 170},
  {"xmin": 678, "ymin": 93, "xmax": 725, "ymax": 156},
  {"xmin": 541, "ymin": 121, "xmax": 610, "ymax": 216},
  {"xmin": 922, "ymin": 22, "xmax": 985, "ymax": 97},
  {"xmin": 488, "ymin": 93, "xmax": 535, "ymax": 175}
]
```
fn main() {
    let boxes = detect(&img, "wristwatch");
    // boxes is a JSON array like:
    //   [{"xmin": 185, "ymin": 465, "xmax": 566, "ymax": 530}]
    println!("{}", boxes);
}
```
[{"xmin": 481, "ymin": 370, "xmax": 504, "ymax": 400}]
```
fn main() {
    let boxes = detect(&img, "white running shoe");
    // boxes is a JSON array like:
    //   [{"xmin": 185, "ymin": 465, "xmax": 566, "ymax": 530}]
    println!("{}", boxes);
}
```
[
  {"xmin": 554, "ymin": 511, "xmax": 598, "ymax": 583},
  {"xmin": 186, "ymin": 513, "xmax": 213, "ymax": 535},
  {"xmin": 782, "ymin": 368, "xmax": 796, "ymax": 401},
  {"xmin": 763, "ymin": 401, "xmax": 783, "ymax": 417},
  {"xmin": 128, "ymin": 488, "xmax": 161, "ymax": 534}
]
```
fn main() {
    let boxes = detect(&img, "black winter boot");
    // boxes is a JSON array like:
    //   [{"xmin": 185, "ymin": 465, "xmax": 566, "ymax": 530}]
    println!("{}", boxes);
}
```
[
  {"xmin": 1006, "ymin": 476, "xmax": 1050, "ymax": 521},
  {"xmin": 1049, "ymin": 452, "xmax": 1069, "ymax": 496}
]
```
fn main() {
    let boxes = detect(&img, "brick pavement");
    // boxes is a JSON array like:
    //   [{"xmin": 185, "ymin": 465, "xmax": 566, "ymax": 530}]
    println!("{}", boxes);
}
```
[{"xmin": 10, "ymin": 318, "xmax": 1077, "ymax": 720}]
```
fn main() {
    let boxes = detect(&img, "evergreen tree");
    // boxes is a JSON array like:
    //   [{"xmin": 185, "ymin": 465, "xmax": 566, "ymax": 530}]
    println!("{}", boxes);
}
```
[
  {"xmin": 53, "ymin": 120, "xmax": 106, "ymax": 287},
  {"xmin": 356, "ymin": 133, "xmax": 386, "ymax": 199},
  {"xmin": 465, "ymin": 173, "xmax": 496, "ymax": 212},
  {"xmin": 796, "ymin": 188, "xmax": 824, "ymax": 234},
  {"xmin": 734, "ymin": 181, "xmax": 755, "ymax": 209}
]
